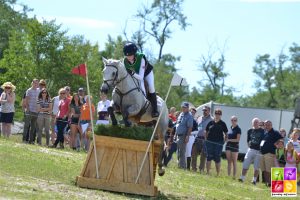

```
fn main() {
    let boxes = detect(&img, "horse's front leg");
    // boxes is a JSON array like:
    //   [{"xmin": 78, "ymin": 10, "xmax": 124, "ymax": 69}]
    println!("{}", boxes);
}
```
[
  {"xmin": 108, "ymin": 105, "xmax": 118, "ymax": 126},
  {"xmin": 121, "ymin": 108, "xmax": 131, "ymax": 127}
]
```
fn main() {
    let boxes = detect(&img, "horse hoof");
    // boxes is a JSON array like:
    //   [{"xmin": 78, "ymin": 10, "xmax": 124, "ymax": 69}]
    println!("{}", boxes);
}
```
[{"xmin": 158, "ymin": 169, "xmax": 165, "ymax": 176}]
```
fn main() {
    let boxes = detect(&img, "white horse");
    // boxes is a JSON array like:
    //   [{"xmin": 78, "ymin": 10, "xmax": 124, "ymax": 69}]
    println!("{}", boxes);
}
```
[{"xmin": 100, "ymin": 58, "xmax": 168, "ymax": 176}]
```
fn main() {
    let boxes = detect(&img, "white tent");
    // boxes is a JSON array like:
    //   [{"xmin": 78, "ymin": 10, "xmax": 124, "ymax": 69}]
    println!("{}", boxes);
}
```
[{"xmin": 195, "ymin": 101, "xmax": 294, "ymax": 154}]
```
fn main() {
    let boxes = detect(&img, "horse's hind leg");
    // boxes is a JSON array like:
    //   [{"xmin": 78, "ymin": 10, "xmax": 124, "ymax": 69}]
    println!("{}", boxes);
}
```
[{"xmin": 108, "ymin": 106, "xmax": 118, "ymax": 125}]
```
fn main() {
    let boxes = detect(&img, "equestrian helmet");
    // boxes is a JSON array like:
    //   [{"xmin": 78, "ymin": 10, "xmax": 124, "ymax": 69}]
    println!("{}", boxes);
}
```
[{"xmin": 123, "ymin": 42, "xmax": 138, "ymax": 56}]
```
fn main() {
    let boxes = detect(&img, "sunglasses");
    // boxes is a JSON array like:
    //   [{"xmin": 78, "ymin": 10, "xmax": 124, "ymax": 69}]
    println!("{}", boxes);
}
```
[
  {"xmin": 215, "ymin": 112, "xmax": 221, "ymax": 115},
  {"xmin": 231, "ymin": 119, "xmax": 237, "ymax": 122},
  {"xmin": 42, "ymin": 92, "xmax": 47, "ymax": 94},
  {"xmin": 60, "ymin": 92, "xmax": 65, "ymax": 95},
  {"xmin": 5, "ymin": 87, "xmax": 11, "ymax": 89}
]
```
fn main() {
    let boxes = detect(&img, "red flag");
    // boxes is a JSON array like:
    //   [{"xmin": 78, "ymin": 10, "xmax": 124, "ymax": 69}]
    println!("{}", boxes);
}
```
[{"xmin": 71, "ymin": 64, "xmax": 86, "ymax": 78}]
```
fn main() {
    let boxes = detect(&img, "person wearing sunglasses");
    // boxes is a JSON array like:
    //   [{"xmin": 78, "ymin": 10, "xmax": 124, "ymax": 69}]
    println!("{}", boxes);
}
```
[
  {"xmin": 0, "ymin": 82, "xmax": 16, "ymax": 138},
  {"xmin": 225, "ymin": 116, "xmax": 241, "ymax": 179},
  {"xmin": 51, "ymin": 88, "xmax": 70, "ymax": 149},
  {"xmin": 205, "ymin": 108, "xmax": 228, "ymax": 176}
]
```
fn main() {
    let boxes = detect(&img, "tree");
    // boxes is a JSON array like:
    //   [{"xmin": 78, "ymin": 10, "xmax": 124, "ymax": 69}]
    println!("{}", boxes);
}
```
[
  {"xmin": 250, "ymin": 43, "xmax": 300, "ymax": 109},
  {"xmin": 135, "ymin": 0, "xmax": 189, "ymax": 62}
]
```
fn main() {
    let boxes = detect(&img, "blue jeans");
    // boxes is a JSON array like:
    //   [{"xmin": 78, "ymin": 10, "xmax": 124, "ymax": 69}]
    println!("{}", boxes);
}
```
[{"xmin": 54, "ymin": 118, "xmax": 68, "ymax": 146}]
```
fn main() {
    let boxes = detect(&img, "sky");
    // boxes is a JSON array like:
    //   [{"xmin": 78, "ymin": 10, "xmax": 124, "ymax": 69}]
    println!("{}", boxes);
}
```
[{"xmin": 19, "ymin": 0, "xmax": 300, "ymax": 96}]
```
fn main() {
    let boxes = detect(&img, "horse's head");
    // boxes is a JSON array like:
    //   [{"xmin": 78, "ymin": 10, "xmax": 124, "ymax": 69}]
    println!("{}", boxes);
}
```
[{"xmin": 101, "ymin": 57, "xmax": 127, "ymax": 94}]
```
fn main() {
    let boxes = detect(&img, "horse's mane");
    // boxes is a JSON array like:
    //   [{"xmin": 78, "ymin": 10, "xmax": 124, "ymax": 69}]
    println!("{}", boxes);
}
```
[{"xmin": 106, "ymin": 58, "xmax": 124, "ymax": 67}]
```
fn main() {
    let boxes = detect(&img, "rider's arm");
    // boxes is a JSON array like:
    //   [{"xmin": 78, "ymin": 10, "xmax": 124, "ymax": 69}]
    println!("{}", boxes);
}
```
[{"xmin": 132, "ymin": 58, "xmax": 146, "ymax": 80}]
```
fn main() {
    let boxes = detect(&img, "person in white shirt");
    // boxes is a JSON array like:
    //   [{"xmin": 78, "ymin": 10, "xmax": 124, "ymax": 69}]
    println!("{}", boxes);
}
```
[{"xmin": 96, "ymin": 93, "xmax": 111, "ymax": 125}]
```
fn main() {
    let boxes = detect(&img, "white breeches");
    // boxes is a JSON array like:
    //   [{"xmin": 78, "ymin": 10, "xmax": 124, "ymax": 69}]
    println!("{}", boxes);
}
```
[{"xmin": 140, "ymin": 71, "xmax": 155, "ymax": 94}]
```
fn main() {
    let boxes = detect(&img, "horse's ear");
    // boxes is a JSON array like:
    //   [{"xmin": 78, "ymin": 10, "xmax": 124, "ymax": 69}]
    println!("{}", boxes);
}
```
[{"xmin": 102, "ymin": 57, "xmax": 108, "ymax": 65}]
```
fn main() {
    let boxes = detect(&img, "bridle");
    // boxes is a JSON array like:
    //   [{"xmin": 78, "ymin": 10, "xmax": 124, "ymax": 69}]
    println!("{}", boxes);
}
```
[
  {"xmin": 102, "ymin": 63, "xmax": 145, "ymax": 109},
  {"xmin": 103, "ymin": 64, "xmax": 129, "ymax": 90}
]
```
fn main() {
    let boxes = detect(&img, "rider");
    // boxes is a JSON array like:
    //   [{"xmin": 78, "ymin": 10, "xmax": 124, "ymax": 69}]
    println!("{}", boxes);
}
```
[{"xmin": 123, "ymin": 42, "xmax": 159, "ymax": 118}]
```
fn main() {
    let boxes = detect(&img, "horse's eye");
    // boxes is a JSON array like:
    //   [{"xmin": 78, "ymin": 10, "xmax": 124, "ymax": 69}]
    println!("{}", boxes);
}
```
[{"xmin": 112, "ymin": 71, "xmax": 116, "ymax": 77}]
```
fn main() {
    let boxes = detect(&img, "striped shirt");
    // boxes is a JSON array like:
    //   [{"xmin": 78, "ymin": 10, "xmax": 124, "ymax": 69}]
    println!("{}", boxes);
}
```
[{"xmin": 37, "ymin": 98, "xmax": 52, "ymax": 115}]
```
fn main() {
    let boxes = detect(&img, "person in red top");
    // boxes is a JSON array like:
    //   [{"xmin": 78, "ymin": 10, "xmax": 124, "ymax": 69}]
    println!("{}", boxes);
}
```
[
  {"xmin": 79, "ymin": 96, "xmax": 95, "ymax": 152},
  {"xmin": 168, "ymin": 107, "xmax": 177, "ymax": 123},
  {"xmin": 51, "ymin": 88, "xmax": 70, "ymax": 149}
]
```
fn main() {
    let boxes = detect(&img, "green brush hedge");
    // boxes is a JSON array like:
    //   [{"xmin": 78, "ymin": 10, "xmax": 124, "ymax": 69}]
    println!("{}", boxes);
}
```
[{"xmin": 94, "ymin": 124, "xmax": 154, "ymax": 141}]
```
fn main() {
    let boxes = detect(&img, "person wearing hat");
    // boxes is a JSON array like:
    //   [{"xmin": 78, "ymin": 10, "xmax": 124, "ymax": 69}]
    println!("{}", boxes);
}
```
[
  {"xmin": 123, "ymin": 42, "xmax": 159, "ymax": 118},
  {"xmin": 0, "ymin": 82, "xmax": 16, "ymax": 138},
  {"xmin": 191, "ymin": 105, "xmax": 213, "ymax": 173},
  {"xmin": 175, "ymin": 102, "xmax": 193, "ymax": 169}
]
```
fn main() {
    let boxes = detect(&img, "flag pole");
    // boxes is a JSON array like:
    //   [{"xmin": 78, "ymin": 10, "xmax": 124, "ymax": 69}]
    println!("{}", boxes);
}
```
[
  {"xmin": 85, "ymin": 62, "xmax": 100, "ymax": 179},
  {"xmin": 135, "ymin": 82, "xmax": 172, "ymax": 184}
]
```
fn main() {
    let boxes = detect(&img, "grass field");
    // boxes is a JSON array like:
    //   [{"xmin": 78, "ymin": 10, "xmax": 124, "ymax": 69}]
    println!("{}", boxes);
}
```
[{"xmin": 0, "ymin": 134, "xmax": 299, "ymax": 200}]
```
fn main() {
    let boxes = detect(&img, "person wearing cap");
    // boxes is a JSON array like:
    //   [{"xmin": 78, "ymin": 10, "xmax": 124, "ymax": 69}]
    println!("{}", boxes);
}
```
[
  {"xmin": 175, "ymin": 102, "xmax": 193, "ymax": 169},
  {"xmin": 205, "ymin": 108, "xmax": 228, "ymax": 176},
  {"xmin": 0, "ymin": 82, "xmax": 16, "ymax": 137},
  {"xmin": 185, "ymin": 107, "xmax": 198, "ymax": 170},
  {"xmin": 260, "ymin": 120, "xmax": 282, "ymax": 187},
  {"xmin": 191, "ymin": 105, "xmax": 213, "ymax": 173},
  {"xmin": 123, "ymin": 42, "xmax": 159, "ymax": 118}
]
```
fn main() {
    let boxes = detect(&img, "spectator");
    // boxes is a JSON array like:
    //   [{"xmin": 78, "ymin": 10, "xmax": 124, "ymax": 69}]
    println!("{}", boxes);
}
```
[
  {"xmin": 226, "ymin": 116, "xmax": 241, "ymax": 179},
  {"xmin": 290, "ymin": 128, "xmax": 300, "ymax": 185},
  {"xmin": 239, "ymin": 118, "xmax": 265, "ymax": 185},
  {"xmin": 205, "ymin": 108, "xmax": 228, "ymax": 176},
  {"xmin": 50, "ymin": 90, "xmax": 62, "ymax": 144},
  {"xmin": 64, "ymin": 86, "xmax": 72, "ymax": 101},
  {"xmin": 0, "ymin": 82, "xmax": 16, "ymax": 138},
  {"xmin": 191, "ymin": 105, "xmax": 213, "ymax": 173},
  {"xmin": 175, "ymin": 102, "xmax": 193, "ymax": 169},
  {"xmin": 162, "ymin": 118, "xmax": 176, "ymax": 166},
  {"xmin": 168, "ymin": 107, "xmax": 177, "ymax": 123},
  {"xmin": 186, "ymin": 107, "xmax": 198, "ymax": 170},
  {"xmin": 275, "ymin": 139, "xmax": 286, "ymax": 167},
  {"xmin": 36, "ymin": 88, "xmax": 52, "ymax": 146},
  {"xmin": 80, "ymin": 96, "xmax": 95, "ymax": 152},
  {"xmin": 285, "ymin": 141, "xmax": 299, "ymax": 168},
  {"xmin": 96, "ymin": 92, "xmax": 110, "ymax": 125},
  {"xmin": 78, "ymin": 88, "xmax": 86, "ymax": 104},
  {"xmin": 279, "ymin": 128, "xmax": 289, "ymax": 146},
  {"xmin": 23, "ymin": 79, "xmax": 40, "ymax": 144},
  {"xmin": 260, "ymin": 120, "xmax": 282, "ymax": 187},
  {"xmin": 0, "ymin": 86, "xmax": 2, "ymax": 136},
  {"xmin": 69, "ymin": 93, "xmax": 82, "ymax": 150},
  {"xmin": 51, "ymin": 88, "xmax": 70, "ymax": 149},
  {"xmin": 39, "ymin": 79, "xmax": 46, "ymax": 90}
]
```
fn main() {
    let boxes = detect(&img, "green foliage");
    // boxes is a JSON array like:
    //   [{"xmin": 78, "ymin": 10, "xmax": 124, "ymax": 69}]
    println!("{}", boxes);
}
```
[
  {"xmin": 251, "ymin": 44, "xmax": 300, "ymax": 109},
  {"xmin": 94, "ymin": 124, "xmax": 153, "ymax": 141}
]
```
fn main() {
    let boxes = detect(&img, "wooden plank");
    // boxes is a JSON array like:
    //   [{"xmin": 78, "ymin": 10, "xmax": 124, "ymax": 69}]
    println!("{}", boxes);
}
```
[
  {"xmin": 108, "ymin": 149, "xmax": 124, "ymax": 183},
  {"xmin": 125, "ymin": 150, "xmax": 137, "ymax": 183},
  {"xmin": 77, "ymin": 176, "xmax": 157, "ymax": 197},
  {"xmin": 105, "ymin": 148, "xmax": 119, "ymax": 181},
  {"xmin": 136, "ymin": 151, "xmax": 150, "ymax": 185},
  {"xmin": 122, "ymin": 149, "xmax": 127, "ymax": 182},
  {"xmin": 95, "ymin": 136, "xmax": 152, "ymax": 152}
]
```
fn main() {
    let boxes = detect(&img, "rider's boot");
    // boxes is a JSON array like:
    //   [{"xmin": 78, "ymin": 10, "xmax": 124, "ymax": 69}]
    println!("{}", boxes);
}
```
[{"xmin": 149, "ymin": 93, "xmax": 159, "ymax": 118}]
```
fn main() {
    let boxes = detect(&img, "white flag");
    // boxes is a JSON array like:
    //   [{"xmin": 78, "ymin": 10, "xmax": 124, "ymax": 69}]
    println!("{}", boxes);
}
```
[{"xmin": 171, "ymin": 73, "xmax": 188, "ymax": 86}]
